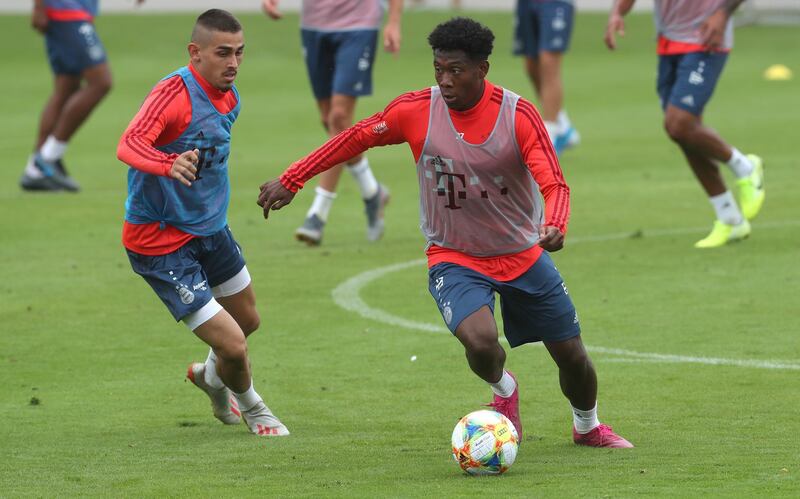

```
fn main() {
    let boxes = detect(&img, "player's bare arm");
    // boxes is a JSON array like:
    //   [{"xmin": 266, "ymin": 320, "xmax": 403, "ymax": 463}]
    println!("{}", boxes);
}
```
[
  {"xmin": 538, "ymin": 225, "xmax": 565, "ymax": 252},
  {"xmin": 170, "ymin": 149, "xmax": 200, "ymax": 187},
  {"xmin": 257, "ymin": 179, "xmax": 296, "ymax": 219},
  {"xmin": 383, "ymin": 0, "xmax": 403, "ymax": 54},
  {"xmin": 605, "ymin": 0, "xmax": 636, "ymax": 50},
  {"xmin": 31, "ymin": 0, "xmax": 48, "ymax": 33},
  {"xmin": 700, "ymin": 0, "xmax": 746, "ymax": 50},
  {"xmin": 261, "ymin": 0, "xmax": 282, "ymax": 20}
]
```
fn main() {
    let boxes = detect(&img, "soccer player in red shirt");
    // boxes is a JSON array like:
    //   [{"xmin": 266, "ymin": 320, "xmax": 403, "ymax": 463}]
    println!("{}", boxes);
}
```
[
  {"xmin": 21, "ymin": 0, "xmax": 145, "ymax": 192},
  {"xmin": 259, "ymin": 17, "xmax": 632, "ymax": 448},
  {"xmin": 117, "ymin": 9, "xmax": 288, "ymax": 437},
  {"xmin": 605, "ymin": 0, "xmax": 765, "ymax": 248}
]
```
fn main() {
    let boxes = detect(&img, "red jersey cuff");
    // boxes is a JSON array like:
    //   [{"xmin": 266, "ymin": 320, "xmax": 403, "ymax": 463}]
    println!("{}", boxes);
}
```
[{"xmin": 279, "ymin": 172, "xmax": 303, "ymax": 193}]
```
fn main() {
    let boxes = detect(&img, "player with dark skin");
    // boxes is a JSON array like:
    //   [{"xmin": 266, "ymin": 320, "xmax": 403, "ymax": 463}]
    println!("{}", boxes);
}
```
[
  {"xmin": 605, "ymin": 0, "xmax": 763, "ymax": 249},
  {"xmin": 258, "ymin": 47, "xmax": 597, "ymax": 418},
  {"xmin": 25, "ymin": 0, "xmax": 144, "ymax": 191}
]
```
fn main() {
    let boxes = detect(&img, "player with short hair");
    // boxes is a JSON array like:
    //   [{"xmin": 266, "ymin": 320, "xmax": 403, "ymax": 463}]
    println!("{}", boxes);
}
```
[
  {"xmin": 21, "ymin": 0, "xmax": 144, "ymax": 192},
  {"xmin": 117, "ymin": 9, "xmax": 288, "ymax": 437},
  {"xmin": 514, "ymin": 0, "xmax": 580, "ymax": 155},
  {"xmin": 258, "ymin": 17, "xmax": 632, "ymax": 448},
  {"xmin": 605, "ymin": 0, "xmax": 765, "ymax": 248},
  {"xmin": 262, "ymin": 0, "xmax": 402, "ymax": 246}
]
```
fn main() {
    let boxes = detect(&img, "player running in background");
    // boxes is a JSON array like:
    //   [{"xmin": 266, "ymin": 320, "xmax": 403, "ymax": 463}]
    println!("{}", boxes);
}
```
[
  {"xmin": 117, "ymin": 9, "xmax": 288, "ymax": 437},
  {"xmin": 514, "ymin": 0, "xmax": 580, "ymax": 155},
  {"xmin": 21, "ymin": 0, "xmax": 144, "ymax": 192},
  {"xmin": 262, "ymin": 0, "xmax": 402, "ymax": 246},
  {"xmin": 605, "ymin": 0, "xmax": 765, "ymax": 248},
  {"xmin": 258, "ymin": 17, "xmax": 632, "ymax": 448}
]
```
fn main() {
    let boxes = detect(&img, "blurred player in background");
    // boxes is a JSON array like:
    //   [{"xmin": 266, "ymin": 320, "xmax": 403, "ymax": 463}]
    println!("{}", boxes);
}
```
[
  {"xmin": 21, "ymin": 0, "xmax": 144, "ymax": 192},
  {"xmin": 514, "ymin": 0, "xmax": 579, "ymax": 155},
  {"xmin": 117, "ymin": 9, "xmax": 288, "ymax": 437},
  {"xmin": 262, "ymin": 0, "xmax": 402, "ymax": 246},
  {"xmin": 606, "ymin": 0, "xmax": 765, "ymax": 248},
  {"xmin": 258, "ymin": 17, "xmax": 633, "ymax": 448}
]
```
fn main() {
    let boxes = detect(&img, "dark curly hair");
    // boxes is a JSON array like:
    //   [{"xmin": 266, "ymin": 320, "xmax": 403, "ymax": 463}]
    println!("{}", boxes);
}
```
[{"xmin": 427, "ymin": 17, "xmax": 494, "ymax": 61}]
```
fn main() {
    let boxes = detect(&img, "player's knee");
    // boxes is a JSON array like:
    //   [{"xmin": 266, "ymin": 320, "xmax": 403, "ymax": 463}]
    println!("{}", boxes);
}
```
[
  {"xmin": 218, "ymin": 334, "xmax": 248, "ymax": 363},
  {"xmin": 461, "ymin": 332, "xmax": 499, "ymax": 359},
  {"xmin": 89, "ymin": 71, "xmax": 113, "ymax": 97},
  {"xmin": 663, "ymin": 114, "xmax": 692, "ymax": 144},
  {"xmin": 327, "ymin": 108, "xmax": 351, "ymax": 134},
  {"xmin": 240, "ymin": 311, "xmax": 260, "ymax": 336}
]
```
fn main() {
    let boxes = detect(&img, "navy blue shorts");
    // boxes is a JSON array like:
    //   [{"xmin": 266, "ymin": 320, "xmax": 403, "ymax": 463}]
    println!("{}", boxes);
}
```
[
  {"xmin": 428, "ymin": 252, "xmax": 580, "ymax": 347},
  {"xmin": 657, "ymin": 51, "xmax": 728, "ymax": 116},
  {"xmin": 45, "ymin": 20, "xmax": 107, "ymax": 75},
  {"xmin": 300, "ymin": 29, "xmax": 378, "ymax": 99},
  {"xmin": 514, "ymin": 0, "xmax": 575, "ymax": 56},
  {"xmin": 126, "ymin": 227, "xmax": 246, "ymax": 322}
]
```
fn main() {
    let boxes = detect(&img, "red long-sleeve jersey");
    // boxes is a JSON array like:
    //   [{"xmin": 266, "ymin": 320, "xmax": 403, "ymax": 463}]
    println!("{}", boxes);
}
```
[
  {"xmin": 117, "ymin": 64, "xmax": 239, "ymax": 255},
  {"xmin": 280, "ymin": 81, "xmax": 570, "ymax": 281}
]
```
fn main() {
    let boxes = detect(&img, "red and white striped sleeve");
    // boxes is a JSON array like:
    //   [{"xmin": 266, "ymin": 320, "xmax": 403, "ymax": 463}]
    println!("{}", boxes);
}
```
[
  {"xmin": 514, "ymin": 98, "xmax": 571, "ymax": 234},
  {"xmin": 116, "ymin": 76, "xmax": 189, "ymax": 176}
]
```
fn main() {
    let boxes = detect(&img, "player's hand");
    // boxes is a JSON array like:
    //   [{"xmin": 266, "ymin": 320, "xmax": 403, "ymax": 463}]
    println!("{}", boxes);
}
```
[
  {"xmin": 538, "ymin": 225, "xmax": 565, "ymax": 252},
  {"xmin": 699, "ymin": 8, "xmax": 728, "ymax": 51},
  {"xmin": 383, "ymin": 22, "xmax": 401, "ymax": 54},
  {"xmin": 257, "ymin": 179, "xmax": 296, "ymax": 220},
  {"xmin": 604, "ymin": 13, "xmax": 625, "ymax": 50},
  {"xmin": 262, "ymin": 0, "xmax": 282, "ymax": 20},
  {"xmin": 31, "ymin": 6, "xmax": 48, "ymax": 33},
  {"xmin": 169, "ymin": 149, "xmax": 199, "ymax": 187}
]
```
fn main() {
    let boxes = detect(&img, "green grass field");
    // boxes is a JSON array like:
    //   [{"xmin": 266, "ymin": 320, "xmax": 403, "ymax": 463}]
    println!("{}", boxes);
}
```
[{"xmin": 1, "ymin": 10, "xmax": 799, "ymax": 497}]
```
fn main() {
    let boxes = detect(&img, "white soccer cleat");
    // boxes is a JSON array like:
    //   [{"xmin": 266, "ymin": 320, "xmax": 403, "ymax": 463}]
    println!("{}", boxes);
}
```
[
  {"xmin": 186, "ymin": 363, "xmax": 241, "ymax": 425},
  {"xmin": 242, "ymin": 401, "xmax": 290, "ymax": 437}
]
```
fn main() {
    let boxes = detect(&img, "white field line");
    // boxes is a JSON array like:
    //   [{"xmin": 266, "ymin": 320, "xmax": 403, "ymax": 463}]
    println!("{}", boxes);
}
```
[{"xmin": 331, "ymin": 221, "xmax": 800, "ymax": 371}]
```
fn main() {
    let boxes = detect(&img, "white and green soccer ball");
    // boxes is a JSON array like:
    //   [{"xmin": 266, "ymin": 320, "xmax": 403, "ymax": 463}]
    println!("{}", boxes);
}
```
[{"xmin": 451, "ymin": 410, "xmax": 519, "ymax": 475}]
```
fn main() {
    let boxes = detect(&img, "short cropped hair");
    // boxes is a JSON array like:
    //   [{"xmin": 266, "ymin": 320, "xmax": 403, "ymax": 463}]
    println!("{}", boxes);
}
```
[
  {"xmin": 193, "ymin": 9, "xmax": 242, "ymax": 37},
  {"xmin": 427, "ymin": 17, "xmax": 494, "ymax": 61}
]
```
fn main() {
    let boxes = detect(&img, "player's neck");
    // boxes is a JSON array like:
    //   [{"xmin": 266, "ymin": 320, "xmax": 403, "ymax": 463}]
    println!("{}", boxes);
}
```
[
  {"xmin": 450, "ymin": 80, "xmax": 494, "ymax": 117},
  {"xmin": 188, "ymin": 63, "xmax": 229, "ymax": 99}
]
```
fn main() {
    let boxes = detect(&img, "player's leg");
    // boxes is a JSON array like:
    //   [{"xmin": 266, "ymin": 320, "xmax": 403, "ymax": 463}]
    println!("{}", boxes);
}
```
[
  {"xmin": 333, "ymin": 29, "xmax": 386, "ymax": 241},
  {"xmin": 21, "ymin": 74, "xmax": 80, "ymax": 191},
  {"xmin": 537, "ymin": 1, "xmax": 578, "ymax": 153},
  {"xmin": 499, "ymin": 252, "xmax": 630, "ymax": 447},
  {"xmin": 202, "ymin": 228, "xmax": 287, "ymax": 436},
  {"xmin": 661, "ymin": 51, "xmax": 762, "ymax": 246},
  {"xmin": 296, "ymin": 30, "xmax": 340, "ymax": 245},
  {"xmin": 39, "ymin": 21, "xmax": 111, "ymax": 191},
  {"xmin": 50, "ymin": 61, "xmax": 113, "ymax": 146},
  {"xmin": 428, "ymin": 263, "xmax": 521, "ymax": 436}
]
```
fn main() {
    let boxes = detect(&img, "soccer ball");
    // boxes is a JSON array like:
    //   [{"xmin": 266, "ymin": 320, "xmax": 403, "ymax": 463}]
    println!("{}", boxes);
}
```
[{"xmin": 451, "ymin": 410, "xmax": 519, "ymax": 475}]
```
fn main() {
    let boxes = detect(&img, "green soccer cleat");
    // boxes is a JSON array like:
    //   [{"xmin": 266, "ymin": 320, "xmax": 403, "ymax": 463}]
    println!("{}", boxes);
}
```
[
  {"xmin": 736, "ymin": 155, "xmax": 765, "ymax": 220},
  {"xmin": 694, "ymin": 219, "xmax": 751, "ymax": 249}
]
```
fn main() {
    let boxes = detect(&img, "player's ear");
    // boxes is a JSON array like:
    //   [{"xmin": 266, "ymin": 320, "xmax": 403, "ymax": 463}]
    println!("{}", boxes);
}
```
[
  {"xmin": 478, "ymin": 60, "xmax": 489, "ymax": 79},
  {"xmin": 187, "ymin": 42, "xmax": 201, "ymax": 61}
]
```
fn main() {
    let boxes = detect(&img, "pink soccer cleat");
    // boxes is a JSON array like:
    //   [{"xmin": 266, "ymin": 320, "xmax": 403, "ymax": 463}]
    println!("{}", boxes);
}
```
[
  {"xmin": 573, "ymin": 424, "xmax": 633, "ymax": 448},
  {"xmin": 487, "ymin": 371, "xmax": 522, "ymax": 440}
]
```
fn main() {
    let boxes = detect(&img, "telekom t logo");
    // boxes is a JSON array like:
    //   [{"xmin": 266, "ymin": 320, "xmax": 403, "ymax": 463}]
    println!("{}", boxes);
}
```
[{"xmin": 428, "ymin": 155, "xmax": 508, "ymax": 210}]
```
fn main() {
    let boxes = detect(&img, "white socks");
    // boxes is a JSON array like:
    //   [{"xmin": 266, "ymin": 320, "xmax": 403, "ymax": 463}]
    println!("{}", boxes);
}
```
[
  {"xmin": 726, "ymin": 147, "xmax": 754, "ymax": 178},
  {"xmin": 572, "ymin": 403, "xmax": 600, "ymax": 434},
  {"xmin": 203, "ymin": 348, "xmax": 225, "ymax": 390},
  {"xmin": 347, "ymin": 156, "xmax": 379, "ymax": 200},
  {"xmin": 709, "ymin": 191, "xmax": 744, "ymax": 226},
  {"xmin": 489, "ymin": 370, "xmax": 517, "ymax": 398},
  {"xmin": 234, "ymin": 382, "xmax": 263, "ymax": 412},
  {"xmin": 307, "ymin": 186, "xmax": 337, "ymax": 222},
  {"xmin": 557, "ymin": 109, "xmax": 572, "ymax": 132},
  {"xmin": 39, "ymin": 135, "xmax": 68, "ymax": 162}
]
